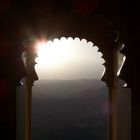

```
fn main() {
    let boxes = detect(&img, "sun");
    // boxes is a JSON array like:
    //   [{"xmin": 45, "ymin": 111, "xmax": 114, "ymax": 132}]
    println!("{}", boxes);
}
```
[{"xmin": 35, "ymin": 38, "xmax": 75, "ymax": 70}]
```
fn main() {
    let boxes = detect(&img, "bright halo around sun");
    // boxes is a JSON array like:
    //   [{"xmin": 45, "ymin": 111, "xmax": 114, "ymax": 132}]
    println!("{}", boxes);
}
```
[
  {"xmin": 35, "ymin": 37, "xmax": 105, "ymax": 80},
  {"xmin": 35, "ymin": 38, "xmax": 75, "ymax": 70}
]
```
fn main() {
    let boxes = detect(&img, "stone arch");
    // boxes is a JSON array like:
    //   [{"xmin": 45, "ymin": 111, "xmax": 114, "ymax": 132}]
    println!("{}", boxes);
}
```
[
  {"xmin": 23, "ymin": 13, "xmax": 126, "ymax": 140},
  {"xmin": 26, "ymin": 13, "xmax": 119, "ymax": 87}
]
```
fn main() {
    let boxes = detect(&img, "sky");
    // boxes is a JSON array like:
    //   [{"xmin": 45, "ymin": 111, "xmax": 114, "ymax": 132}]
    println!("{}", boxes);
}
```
[{"xmin": 35, "ymin": 37, "xmax": 105, "ymax": 80}]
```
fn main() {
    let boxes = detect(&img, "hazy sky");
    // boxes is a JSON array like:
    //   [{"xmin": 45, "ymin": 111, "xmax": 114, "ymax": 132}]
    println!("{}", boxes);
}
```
[{"xmin": 35, "ymin": 37, "xmax": 105, "ymax": 80}]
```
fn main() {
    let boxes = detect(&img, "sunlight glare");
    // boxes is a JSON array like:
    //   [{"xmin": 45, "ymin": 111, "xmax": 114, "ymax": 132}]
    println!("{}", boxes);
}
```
[
  {"xmin": 35, "ymin": 39, "xmax": 75, "ymax": 69},
  {"xmin": 35, "ymin": 37, "xmax": 105, "ymax": 80}
]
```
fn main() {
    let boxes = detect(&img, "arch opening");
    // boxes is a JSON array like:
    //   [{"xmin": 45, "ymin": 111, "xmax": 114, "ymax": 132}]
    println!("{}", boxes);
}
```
[{"xmin": 32, "ymin": 37, "xmax": 109, "ymax": 140}]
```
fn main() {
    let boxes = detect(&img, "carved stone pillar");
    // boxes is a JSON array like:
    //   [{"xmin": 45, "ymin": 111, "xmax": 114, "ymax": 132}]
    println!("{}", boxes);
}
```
[{"xmin": 23, "ymin": 39, "xmax": 38, "ymax": 140}]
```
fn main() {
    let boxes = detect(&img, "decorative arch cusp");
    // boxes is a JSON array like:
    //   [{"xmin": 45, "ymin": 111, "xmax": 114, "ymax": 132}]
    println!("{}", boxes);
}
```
[{"xmin": 26, "ymin": 13, "xmax": 120, "ymax": 86}]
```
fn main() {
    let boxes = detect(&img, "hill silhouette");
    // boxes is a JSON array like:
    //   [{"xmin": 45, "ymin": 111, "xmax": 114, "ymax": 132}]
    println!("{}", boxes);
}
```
[
  {"xmin": 32, "ymin": 79, "xmax": 108, "ymax": 140},
  {"xmin": 33, "ymin": 79, "xmax": 106, "ymax": 98}
]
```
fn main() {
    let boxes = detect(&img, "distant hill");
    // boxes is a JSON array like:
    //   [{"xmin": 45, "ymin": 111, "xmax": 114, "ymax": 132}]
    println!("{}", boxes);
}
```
[
  {"xmin": 32, "ymin": 87, "xmax": 108, "ymax": 125},
  {"xmin": 32, "ymin": 79, "xmax": 107, "ymax": 98},
  {"xmin": 32, "ymin": 85, "xmax": 108, "ymax": 140}
]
